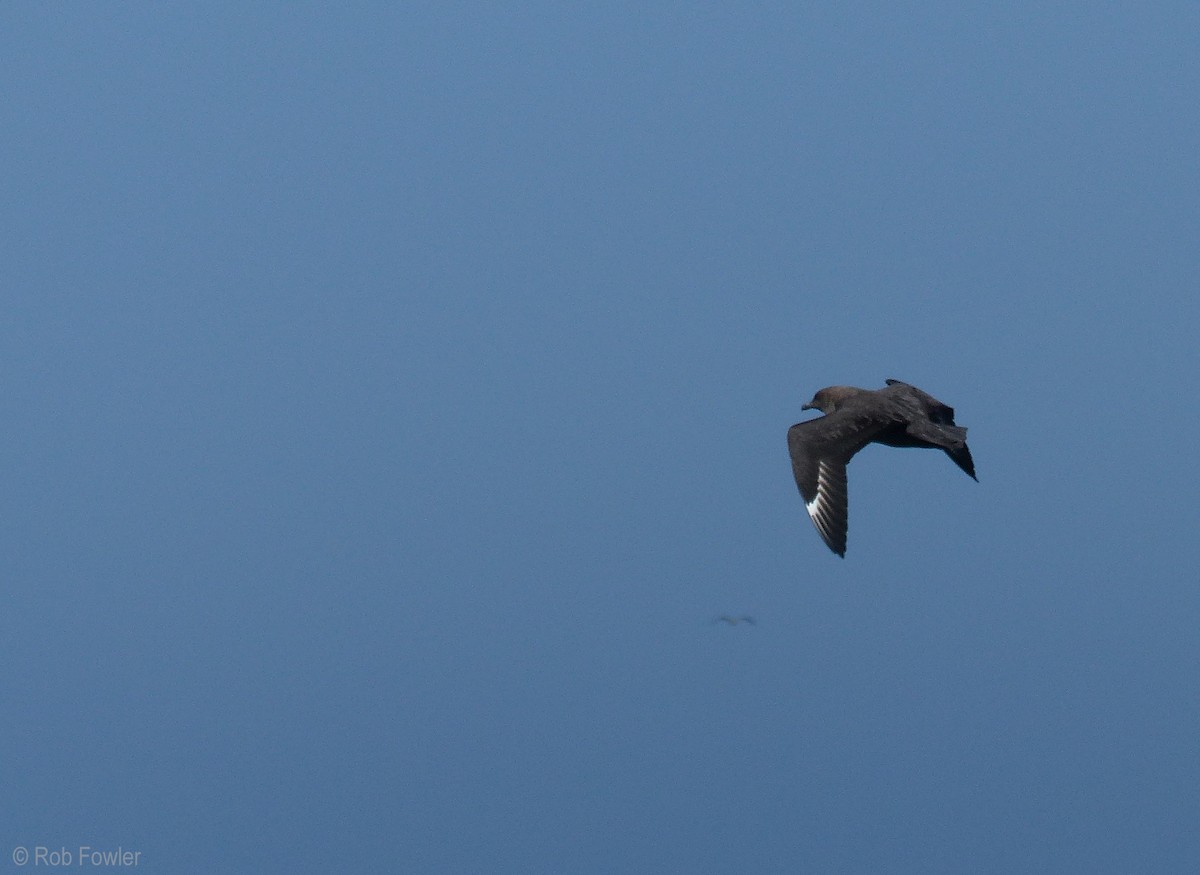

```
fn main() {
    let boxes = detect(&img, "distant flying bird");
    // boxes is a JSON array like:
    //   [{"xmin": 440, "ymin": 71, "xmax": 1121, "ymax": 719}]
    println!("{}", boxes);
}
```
[
  {"xmin": 714, "ymin": 615, "xmax": 756, "ymax": 626},
  {"xmin": 787, "ymin": 379, "xmax": 976, "ymax": 557}
]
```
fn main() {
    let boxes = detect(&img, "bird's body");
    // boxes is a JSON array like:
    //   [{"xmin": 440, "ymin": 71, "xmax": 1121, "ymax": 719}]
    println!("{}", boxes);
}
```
[
  {"xmin": 714, "ymin": 615, "xmax": 756, "ymax": 626},
  {"xmin": 787, "ymin": 379, "xmax": 976, "ymax": 556}
]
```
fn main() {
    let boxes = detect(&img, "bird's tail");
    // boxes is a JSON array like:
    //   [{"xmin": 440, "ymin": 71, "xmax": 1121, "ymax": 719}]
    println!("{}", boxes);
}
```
[
  {"xmin": 911, "ymin": 420, "xmax": 977, "ymax": 481},
  {"xmin": 935, "ymin": 425, "xmax": 977, "ymax": 481}
]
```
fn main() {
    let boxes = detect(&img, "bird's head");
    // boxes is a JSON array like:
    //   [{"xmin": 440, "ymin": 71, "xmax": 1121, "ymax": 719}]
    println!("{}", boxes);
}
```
[{"xmin": 802, "ymin": 385, "xmax": 863, "ymax": 414}]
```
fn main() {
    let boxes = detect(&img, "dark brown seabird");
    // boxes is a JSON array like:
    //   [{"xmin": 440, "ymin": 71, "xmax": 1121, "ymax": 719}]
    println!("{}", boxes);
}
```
[{"xmin": 787, "ymin": 379, "xmax": 976, "ymax": 557}]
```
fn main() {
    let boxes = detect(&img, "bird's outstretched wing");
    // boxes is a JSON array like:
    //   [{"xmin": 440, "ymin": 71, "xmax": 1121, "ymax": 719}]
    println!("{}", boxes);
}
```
[
  {"xmin": 787, "ymin": 409, "xmax": 894, "ymax": 556},
  {"xmin": 884, "ymin": 378, "xmax": 956, "ymax": 424}
]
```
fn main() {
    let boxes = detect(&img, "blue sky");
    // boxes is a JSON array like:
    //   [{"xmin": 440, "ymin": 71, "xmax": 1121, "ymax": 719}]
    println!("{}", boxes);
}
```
[{"xmin": 3, "ymin": 4, "xmax": 1199, "ymax": 873}]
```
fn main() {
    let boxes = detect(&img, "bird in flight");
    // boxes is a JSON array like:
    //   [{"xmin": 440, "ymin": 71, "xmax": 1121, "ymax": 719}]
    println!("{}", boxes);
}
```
[
  {"xmin": 714, "ymin": 615, "xmax": 756, "ymax": 626},
  {"xmin": 787, "ymin": 379, "xmax": 976, "ymax": 556}
]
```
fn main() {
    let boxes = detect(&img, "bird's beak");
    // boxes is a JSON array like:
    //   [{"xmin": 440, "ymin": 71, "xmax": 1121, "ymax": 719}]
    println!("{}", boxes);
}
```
[{"xmin": 801, "ymin": 402, "xmax": 814, "ymax": 411}]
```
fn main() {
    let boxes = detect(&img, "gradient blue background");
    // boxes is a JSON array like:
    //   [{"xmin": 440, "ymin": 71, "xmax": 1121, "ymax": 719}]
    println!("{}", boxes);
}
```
[{"xmin": 3, "ymin": 4, "xmax": 1198, "ymax": 873}]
